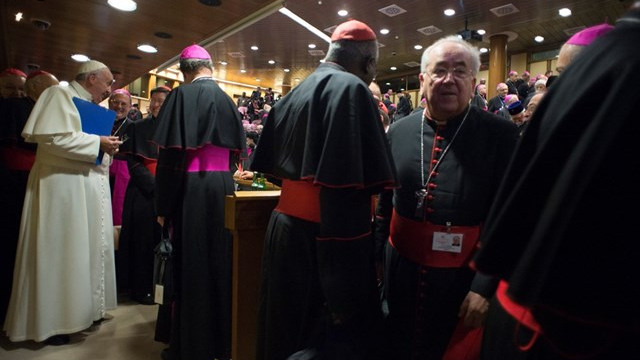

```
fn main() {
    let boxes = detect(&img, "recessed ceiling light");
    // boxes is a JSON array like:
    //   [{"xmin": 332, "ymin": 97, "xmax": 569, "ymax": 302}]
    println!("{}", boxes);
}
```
[
  {"xmin": 385, "ymin": 82, "xmax": 390, "ymax": 85},
  {"xmin": 284, "ymin": 68, "xmax": 290, "ymax": 72},
  {"xmin": 319, "ymin": 59, "xmax": 325, "ymax": 63},
  {"xmin": 250, "ymin": 45, "xmax": 259, "ymax": 51},
  {"xmin": 295, "ymin": 78, "xmax": 300, "ymax": 82},
  {"xmin": 107, "ymin": 0, "xmax": 137, "ymax": 12},
  {"xmin": 154, "ymin": 31, "xmax": 172, "ymax": 39},
  {"xmin": 240, "ymin": 69, "xmax": 247, "ymax": 73},
  {"xmin": 534, "ymin": 36, "xmax": 544, "ymax": 43},
  {"xmin": 559, "ymin": 8, "xmax": 572, "ymax": 17},
  {"xmin": 479, "ymin": 47, "xmax": 488, "ymax": 53},
  {"xmin": 59, "ymin": 81, "xmax": 69, "ymax": 86},
  {"xmin": 15, "ymin": 12, "xmax": 23, "ymax": 22},
  {"xmin": 268, "ymin": 60, "xmax": 276, "ymax": 65},
  {"xmin": 256, "ymin": 78, "xmax": 260, "ymax": 82},
  {"xmin": 198, "ymin": 0, "xmax": 222, "ymax": 6},
  {"xmin": 137, "ymin": 44, "xmax": 158, "ymax": 53},
  {"xmin": 338, "ymin": 9, "xmax": 348, "ymax": 16},
  {"xmin": 390, "ymin": 66, "xmax": 397, "ymax": 71},
  {"xmin": 477, "ymin": 29, "xmax": 486, "ymax": 35},
  {"xmin": 444, "ymin": 9, "xmax": 455, "ymax": 16},
  {"xmin": 400, "ymin": 88, "xmax": 405, "ymax": 91},
  {"xmin": 71, "ymin": 54, "xmax": 90, "ymax": 62},
  {"xmin": 414, "ymin": 44, "xmax": 423, "ymax": 50},
  {"xmin": 380, "ymin": 28, "xmax": 390, "ymax": 35},
  {"xmin": 308, "ymin": 43, "xmax": 316, "ymax": 49},
  {"xmin": 220, "ymin": 61, "xmax": 228, "ymax": 66}
]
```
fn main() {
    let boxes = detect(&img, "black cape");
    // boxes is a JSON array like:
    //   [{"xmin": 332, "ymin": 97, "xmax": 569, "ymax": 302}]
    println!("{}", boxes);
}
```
[
  {"xmin": 252, "ymin": 62, "xmax": 396, "ymax": 190},
  {"xmin": 473, "ymin": 9, "xmax": 640, "ymax": 357},
  {"xmin": 152, "ymin": 77, "xmax": 245, "ymax": 151}
]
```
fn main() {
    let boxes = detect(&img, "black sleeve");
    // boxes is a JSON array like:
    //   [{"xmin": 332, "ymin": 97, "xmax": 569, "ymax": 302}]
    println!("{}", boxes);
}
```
[
  {"xmin": 126, "ymin": 153, "xmax": 155, "ymax": 198},
  {"xmin": 373, "ymin": 188, "xmax": 394, "ymax": 263},
  {"xmin": 315, "ymin": 187, "xmax": 378, "ymax": 322},
  {"xmin": 155, "ymin": 148, "xmax": 186, "ymax": 218},
  {"xmin": 470, "ymin": 272, "xmax": 499, "ymax": 299}
]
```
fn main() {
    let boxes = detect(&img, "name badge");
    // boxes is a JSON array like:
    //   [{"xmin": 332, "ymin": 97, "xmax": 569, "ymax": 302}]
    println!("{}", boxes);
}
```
[
  {"xmin": 154, "ymin": 285, "xmax": 164, "ymax": 305},
  {"xmin": 432, "ymin": 232, "xmax": 463, "ymax": 253}
]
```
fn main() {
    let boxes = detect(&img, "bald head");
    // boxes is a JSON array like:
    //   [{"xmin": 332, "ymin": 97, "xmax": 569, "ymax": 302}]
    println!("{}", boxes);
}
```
[
  {"xmin": 556, "ymin": 43, "xmax": 583, "ymax": 74},
  {"xmin": 25, "ymin": 71, "xmax": 59, "ymax": 101},
  {"xmin": 369, "ymin": 81, "xmax": 382, "ymax": 101}
]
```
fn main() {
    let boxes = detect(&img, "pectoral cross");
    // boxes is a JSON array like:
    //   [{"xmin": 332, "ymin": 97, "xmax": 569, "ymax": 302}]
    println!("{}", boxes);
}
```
[{"xmin": 414, "ymin": 189, "xmax": 428, "ymax": 219}]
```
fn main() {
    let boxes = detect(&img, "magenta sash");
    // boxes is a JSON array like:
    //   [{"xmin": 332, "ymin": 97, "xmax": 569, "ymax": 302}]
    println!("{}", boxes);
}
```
[{"xmin": 185, "ymin": 144, "xmax": 230, "ymax": 172}]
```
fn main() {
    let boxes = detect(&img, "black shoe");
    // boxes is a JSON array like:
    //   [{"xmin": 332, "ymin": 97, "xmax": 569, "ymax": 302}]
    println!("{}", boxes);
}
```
[
  {"xmin": 161, "ymin": 348, "xmax": 174, "ymax": 360},
  {"xmin": 43, "ymin": 334, "xmax": 70, "ymax": 346}
]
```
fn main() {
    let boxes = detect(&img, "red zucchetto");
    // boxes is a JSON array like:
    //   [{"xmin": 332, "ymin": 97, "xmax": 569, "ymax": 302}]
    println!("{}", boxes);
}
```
[
  {"xmin": 0, "ymin": 68, "xmax": 27, "ymax": 78},
  {"xmin": 331, "ymin": 19, "xmax": 376, "ymax": 42}
]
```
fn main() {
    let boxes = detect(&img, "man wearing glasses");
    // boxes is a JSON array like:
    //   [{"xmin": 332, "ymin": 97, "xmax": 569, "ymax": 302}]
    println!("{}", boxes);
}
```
[
  {"xmin": 374, "ymin": 36, "xmax": 518, "ymax": 359},
  {"xmin": 4, "ymin": 60, "xmax": 121, "ymax": 345}
]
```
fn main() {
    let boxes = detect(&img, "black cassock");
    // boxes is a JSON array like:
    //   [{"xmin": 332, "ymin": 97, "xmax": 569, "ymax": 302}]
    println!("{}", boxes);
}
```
[
  {"xmin": 152, "ymin": 77, "xmax": 245, "ymax": 360},
  {"xmin": 473, "ymin": 10, "xmax": 640, "ymax": 360},
  {"xmin": 118, "ymin": 115, "xmax": 161, "ymax": 303},
  {"xmin": 0, "ymin": 97, "xmax": 35, "ymax": 324},
  {"xmin": 374, "ymin": 106, "xmax": 518, "ymax": 359},
  {"xmin": 251, "ymin": 62, "xmax": 397, "ymax": 360}
]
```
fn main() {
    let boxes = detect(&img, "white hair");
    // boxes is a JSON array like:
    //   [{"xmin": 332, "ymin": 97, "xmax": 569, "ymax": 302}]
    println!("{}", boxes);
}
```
[{"xmin": 420, "ymin": 35, "xmax": 481, "ymax": 75}]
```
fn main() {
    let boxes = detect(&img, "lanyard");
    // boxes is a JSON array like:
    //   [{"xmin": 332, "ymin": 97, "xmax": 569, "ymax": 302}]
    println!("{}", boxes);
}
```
[{"xmin": 415, "ymin": 107, "xmax": 470, "ymax": 218}]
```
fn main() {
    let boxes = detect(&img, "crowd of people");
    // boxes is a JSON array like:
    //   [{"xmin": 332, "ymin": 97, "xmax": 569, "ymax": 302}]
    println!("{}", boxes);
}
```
[{"xmin": 1, "ymin": 3, "xmax": 639, "ymax": 360}]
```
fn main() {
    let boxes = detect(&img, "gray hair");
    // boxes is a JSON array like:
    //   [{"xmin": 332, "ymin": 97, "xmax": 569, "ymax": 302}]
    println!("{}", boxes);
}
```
[
  {"xmin": 179, "ymin": 58, "xmax": 213, "ymax": 73},
  {"xmin": 420, "ymin": 35, "xmax": 481, "ymax": 75},
  {"xmin": 324, "ymin": 39, "xmax": 379, "ymax": 65}
]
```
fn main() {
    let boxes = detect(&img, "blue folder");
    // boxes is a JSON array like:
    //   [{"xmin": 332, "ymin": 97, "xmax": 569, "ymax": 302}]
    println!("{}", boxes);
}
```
[{"xmin": 72, "ymin": 97, "xmax": 116, "ymax": 164}]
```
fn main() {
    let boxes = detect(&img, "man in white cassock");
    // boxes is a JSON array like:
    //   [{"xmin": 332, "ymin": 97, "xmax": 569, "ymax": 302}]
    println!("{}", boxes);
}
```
[{"xmin": 3, "ymin": 60, "xmax": 123, "ymax": 345}]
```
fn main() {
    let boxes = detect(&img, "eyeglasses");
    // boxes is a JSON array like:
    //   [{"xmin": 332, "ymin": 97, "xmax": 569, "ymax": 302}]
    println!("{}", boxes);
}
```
[{"xmin": 427, "ymin": 67, "xmax": 472, "ymax": 81}]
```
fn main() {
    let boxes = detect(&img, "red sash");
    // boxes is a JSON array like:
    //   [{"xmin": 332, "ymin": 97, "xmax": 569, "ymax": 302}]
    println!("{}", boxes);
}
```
[
  {"xmin": 389, "ymin": 210, "xmax": 481, "ymax": 267},
  {"xmin": 275, "ymin": 179, "xmax": 321, "ymax": 223},
  {"xmin": 0, "ymin": 146, "xmax": 35, "ymax": 171},
  {"xmin": 442, "ymin": 319, "xmax": 483, "ymax": 360}
]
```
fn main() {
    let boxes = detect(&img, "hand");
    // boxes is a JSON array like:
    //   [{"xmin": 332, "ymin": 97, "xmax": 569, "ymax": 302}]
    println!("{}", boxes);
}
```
[
  {"xmin": 157, "ymin": 216, "xmax": 165, "ymax": 227},
  {"xmin": 239, "ymin": 170, "xmax": 254, "ymax": 180},
  {"xmin": 99, "ymin": 136, "xmax": 123, "ymax": 156},
  {"xmin": 458, "ymin": 291, "xmax": 489, "ymax": 328}
]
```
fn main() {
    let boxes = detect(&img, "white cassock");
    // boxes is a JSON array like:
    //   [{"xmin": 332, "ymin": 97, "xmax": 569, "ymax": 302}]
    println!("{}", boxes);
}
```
[{"xmin": 3, "ymin": 81, "xmax": 117, "ymax": 342}]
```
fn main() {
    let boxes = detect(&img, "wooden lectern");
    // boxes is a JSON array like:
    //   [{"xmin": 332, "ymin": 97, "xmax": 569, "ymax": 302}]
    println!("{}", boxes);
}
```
[{"xmin": 225, "ymin": 190, "xmax": 280, "ymax": 360}]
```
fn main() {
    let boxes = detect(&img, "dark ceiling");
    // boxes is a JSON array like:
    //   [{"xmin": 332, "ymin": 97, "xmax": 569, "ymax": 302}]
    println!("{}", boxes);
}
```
[{"xmin": 0, "ymin": 0, "xmax": 631, "ymax": 94}]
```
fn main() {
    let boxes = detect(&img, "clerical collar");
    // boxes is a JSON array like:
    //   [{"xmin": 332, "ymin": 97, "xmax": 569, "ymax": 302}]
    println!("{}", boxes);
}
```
[
  {"xmin": 423, "ymin": 106, "xmax": 470, "ymax": 127},
  {"xmin": 192, "ymin": 76, "xmax": 212, "ymax": 83}
]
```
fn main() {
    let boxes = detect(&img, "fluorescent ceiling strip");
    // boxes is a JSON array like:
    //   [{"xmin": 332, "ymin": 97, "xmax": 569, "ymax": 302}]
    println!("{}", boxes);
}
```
[{"xmin": 278, "ymin": 7, "xmax": 331, "ymax": 43}]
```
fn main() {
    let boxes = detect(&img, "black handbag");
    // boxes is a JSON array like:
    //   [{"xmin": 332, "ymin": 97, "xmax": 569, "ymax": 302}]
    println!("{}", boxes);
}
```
[{"xmin": 153, "ymin": 223, "xmax": 174, "ymax": 305}]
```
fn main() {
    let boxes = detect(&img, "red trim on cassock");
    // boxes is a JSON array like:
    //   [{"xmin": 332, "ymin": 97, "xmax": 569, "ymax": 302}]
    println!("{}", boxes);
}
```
[
  {"xmin": 275, "ymin": 179, "xmax": 321, "ymax": 223},
  {"xmin": 0, "ymin": 146, "xmax": 35, "ymax": 171},
  {"xmin": 389, "ymin": 210, "xmax": 481, "ymax": 267},
  {"xmin": 143, "ymin": 158, "xmax": 157, "ymax": 176},
  {"xmin": 496, "ymin": 280, "xmax": 542, "ymax": 334}
]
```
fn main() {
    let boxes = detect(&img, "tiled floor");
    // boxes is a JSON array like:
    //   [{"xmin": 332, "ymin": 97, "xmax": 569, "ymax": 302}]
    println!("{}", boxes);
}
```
[{"xmin": 0, "ymin": 298, "xmax": 166, "ymax": 360}]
